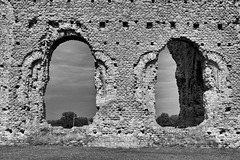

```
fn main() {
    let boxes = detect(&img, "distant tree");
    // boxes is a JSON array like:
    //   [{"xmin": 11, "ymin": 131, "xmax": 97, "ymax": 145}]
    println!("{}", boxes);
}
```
[
  {"xmin": 47, "ymin": 112, "xmax": 94, "ymax": 128},
  {"xmin": 156, "ymin": 113, "xmax": 171, "ymax": 127},
  {"xmin": 88, "ymin": 118, "xmax": 93, "ymax": 124},
  {"xmin": 47, "ymin": 119, "xmax": 62, "ymax": 127},
  {"xmin": 74, "ymin": 117, "xmax": 89, "ymax": 127},
  {"xmin": 59, "ymin": 111, "xmax": 77, "ymax": 128},
  {"xmin": 47, "ymin": 120, "xmax": 55, "ymax": 126},
  {"xmin": 169, "ymin": 114, "xmax": 179, "ymax": 127}
]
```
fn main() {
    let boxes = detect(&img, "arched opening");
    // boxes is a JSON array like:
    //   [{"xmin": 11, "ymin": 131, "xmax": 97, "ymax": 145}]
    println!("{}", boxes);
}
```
[
  {"xmin": 155, "ymin": 47, "xmax": 179, "ymax": 127},
  {"xmin": 45, "ymin": 40, "xmax": 96, "ymax": 128},
  {"xmin": 156, "ymin": 38, "xmax": 205, "ymax": 128}
]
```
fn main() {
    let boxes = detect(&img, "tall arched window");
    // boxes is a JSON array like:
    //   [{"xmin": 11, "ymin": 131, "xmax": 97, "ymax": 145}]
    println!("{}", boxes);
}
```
[
  {"xmin": 155, "ymin": 47, "xmax": 179, "ymax": 127},
  {"xmin": 156, "ymin": 39, "xmax": 205, "ymax": 128},
  {"xmin": 45, "ymin": 40, "xmax": 96, "ymax": 128}
]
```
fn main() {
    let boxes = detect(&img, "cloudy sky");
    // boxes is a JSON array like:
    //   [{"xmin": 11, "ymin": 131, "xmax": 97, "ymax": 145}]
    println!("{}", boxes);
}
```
[
  {"xmin": 45, "ymin": 41, "xmax": 179, "ymax": 120},
  {"xmin": 155, "ymin": 47, "xmax": 179, "ymax": 116}
]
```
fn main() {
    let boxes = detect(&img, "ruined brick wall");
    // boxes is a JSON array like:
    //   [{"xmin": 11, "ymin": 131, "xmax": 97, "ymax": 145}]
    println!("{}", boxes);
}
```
[{"xmin": 0, "ymin": 0, "xmax": 240, "ymax": 148}]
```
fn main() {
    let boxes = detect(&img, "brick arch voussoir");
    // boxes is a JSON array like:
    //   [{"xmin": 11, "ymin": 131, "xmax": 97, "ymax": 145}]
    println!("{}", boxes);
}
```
[
  {"xmin": 17, "ymin": 50, "xmax": 47, "ymax": 121},
  {"xmin": 202, "ymin": 50, "xmax": 230, "ymax": 92},
  {"xmin": 134, "ymin": 51, "xmax": 159, "ymax": 77},
  {"xmin": 133, "ymin": 50, "xmax": 160, "ymax": 116},
  {"xmin": 196, "ymin": 50, "xmax": 232, "ymax": 122},
  {"xmin": 94, "ymin": 51, "xmax": 118, "ymax": 72},
  {"xmin": 93, "ymin": 51, "xmax": 118, "ymax": 108},
  {"xmin": 36, "ymin": 26, "xmax": 93, "ymax": 82},
  {"xmin": 21, "ymin": 50, "xmax": 46, "ymax": 81},
  {"xmin": 44, "ymin": 23, "xmax": 91, "ymax": 50},
  {"xmin": 22, "ymin": 51, "xmax": 43, "ymax": 70},
  {"xmin": 21, "ymin": 50, "xmax": 47, "ymax": 92}
]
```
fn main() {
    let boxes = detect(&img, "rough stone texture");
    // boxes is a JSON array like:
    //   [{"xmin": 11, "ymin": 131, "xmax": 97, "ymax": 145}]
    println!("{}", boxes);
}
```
[{"xmin": 0, "ymin": 0, "xmax": 240, "ymax": 148}]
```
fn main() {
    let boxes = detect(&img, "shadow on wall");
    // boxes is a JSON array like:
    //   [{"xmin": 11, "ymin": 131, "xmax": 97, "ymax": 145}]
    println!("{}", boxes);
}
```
[{"xmin": 156, "ymin": 39, "xmax": 205, "ymax": 128}]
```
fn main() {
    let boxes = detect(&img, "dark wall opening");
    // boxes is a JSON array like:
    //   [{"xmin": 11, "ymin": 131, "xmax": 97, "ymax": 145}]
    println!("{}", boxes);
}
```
[{"xmin": 156, "ymin": 39, "xmax": 205, "ymax": 128}]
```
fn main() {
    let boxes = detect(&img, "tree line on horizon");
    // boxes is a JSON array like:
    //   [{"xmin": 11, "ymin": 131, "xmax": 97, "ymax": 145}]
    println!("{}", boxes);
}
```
[
  {"xmin": 47, "ymin": 111, "xmax": 93, "ymax": 128},
  {"xmin": 47, "ymin": 111, "xmax": 178, "ymax": 128},
  {"xmin": 156, "ymin": 113, "xmax": 179, "ymax": 127}
]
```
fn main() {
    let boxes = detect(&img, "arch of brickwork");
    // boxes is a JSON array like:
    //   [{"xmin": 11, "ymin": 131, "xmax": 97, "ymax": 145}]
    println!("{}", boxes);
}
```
[{"xmin": 0, "ymin": 0, "xmax": 240, "ymax": 148}]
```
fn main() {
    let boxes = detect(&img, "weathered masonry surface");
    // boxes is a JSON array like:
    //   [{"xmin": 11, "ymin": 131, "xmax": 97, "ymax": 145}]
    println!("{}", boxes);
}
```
[{"xmin": 0, "ymin": 0, "xmax": 240, "ymax": 148}]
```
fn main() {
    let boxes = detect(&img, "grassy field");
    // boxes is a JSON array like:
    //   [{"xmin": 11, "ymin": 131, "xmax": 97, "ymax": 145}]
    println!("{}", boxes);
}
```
[{"xmin": 0, "ymin": 145, "xmax": 239, "ymax": 160}]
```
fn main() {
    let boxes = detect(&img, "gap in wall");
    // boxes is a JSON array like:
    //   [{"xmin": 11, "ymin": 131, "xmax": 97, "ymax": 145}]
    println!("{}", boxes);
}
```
[
  {"xmin": 155, "ymin": 47, "xmax": 180, "ymax": 127},
  {"xmin": 45, "ymin": 40, "xmax": 97, "ymax": 128}
]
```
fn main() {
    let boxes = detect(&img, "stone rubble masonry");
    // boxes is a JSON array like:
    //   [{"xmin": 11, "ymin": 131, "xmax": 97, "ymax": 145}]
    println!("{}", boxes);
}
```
[{"xmin": 0, "ymin": 0, "xmax": 240, "ymax": 148}]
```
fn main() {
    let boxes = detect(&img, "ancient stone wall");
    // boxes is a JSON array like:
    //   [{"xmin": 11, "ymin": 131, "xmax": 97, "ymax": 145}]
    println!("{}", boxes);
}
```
[{"xmin": 0, "ymin": 0, "xmax": 240, "ymax": 148}]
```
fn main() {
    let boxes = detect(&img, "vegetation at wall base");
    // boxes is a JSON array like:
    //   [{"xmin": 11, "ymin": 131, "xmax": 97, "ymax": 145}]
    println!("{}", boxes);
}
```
[{"xmin": 156, "ymin": 113, "xmax": 179, "ymax": 127}]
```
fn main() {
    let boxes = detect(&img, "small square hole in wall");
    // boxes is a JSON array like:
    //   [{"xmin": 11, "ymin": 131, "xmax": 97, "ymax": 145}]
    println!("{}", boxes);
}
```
[
  {"xmin": 218, "ymin": 24, "xmax": 223, "ymax": 30},
  {"xmin": 123, "ymin": 22, "xmax": 129, "ymax": 27},
  {"xmin": 103, "ymin": 41, "xmax": 107, "ymax": 45},
  {"xmin": 116, "ymin": 42, "xmax": 119, "ymax": 45},
  {"xmin": 146, "ymin": 22, "xmax": 153, "ymax": 29},
  {"xmin": 15, "ymin": 16, "xmax": 19, "ymax": 23},
  {"xmin": 151, "ymin": 42, "xmax": 154, "ymax": 45},
  {"xmin": 217, "ymin": 43, "xmax": 221, "ymax": 46},
  {"xmin": 233, "ymin": 18, "xmax": 239, "ymax": 24},
  {"xmin": 75, "ymin": 21, "xmax": 80, "ymax": 27},
  {"xmin": 136, "ymin": 42, "xmax": 140, "ymax": 45},
  {"xmin": 170, "ymin": 21, "xmax": 176, "ymax": 28},
  {"xmin": 2, "ymin": 14, "xmax": 6, "ymax": 19},
  {"xmin": 28, "ymin": 18, "xmax": 38, "ymax": 28},
  {"xmin": 193, "ymin": 23, "xmax": 199, "ymax": 29},
  {"xmin": 99, "ymin": 22, "xmax": 106, "ymax": 28},
  {"xmin": 48, "ymin": 20, "xmax": 60, "ymax": 28},
  {"xmin": 227, "ymin": 64, "xmax": 232, "ymax": 69}
]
